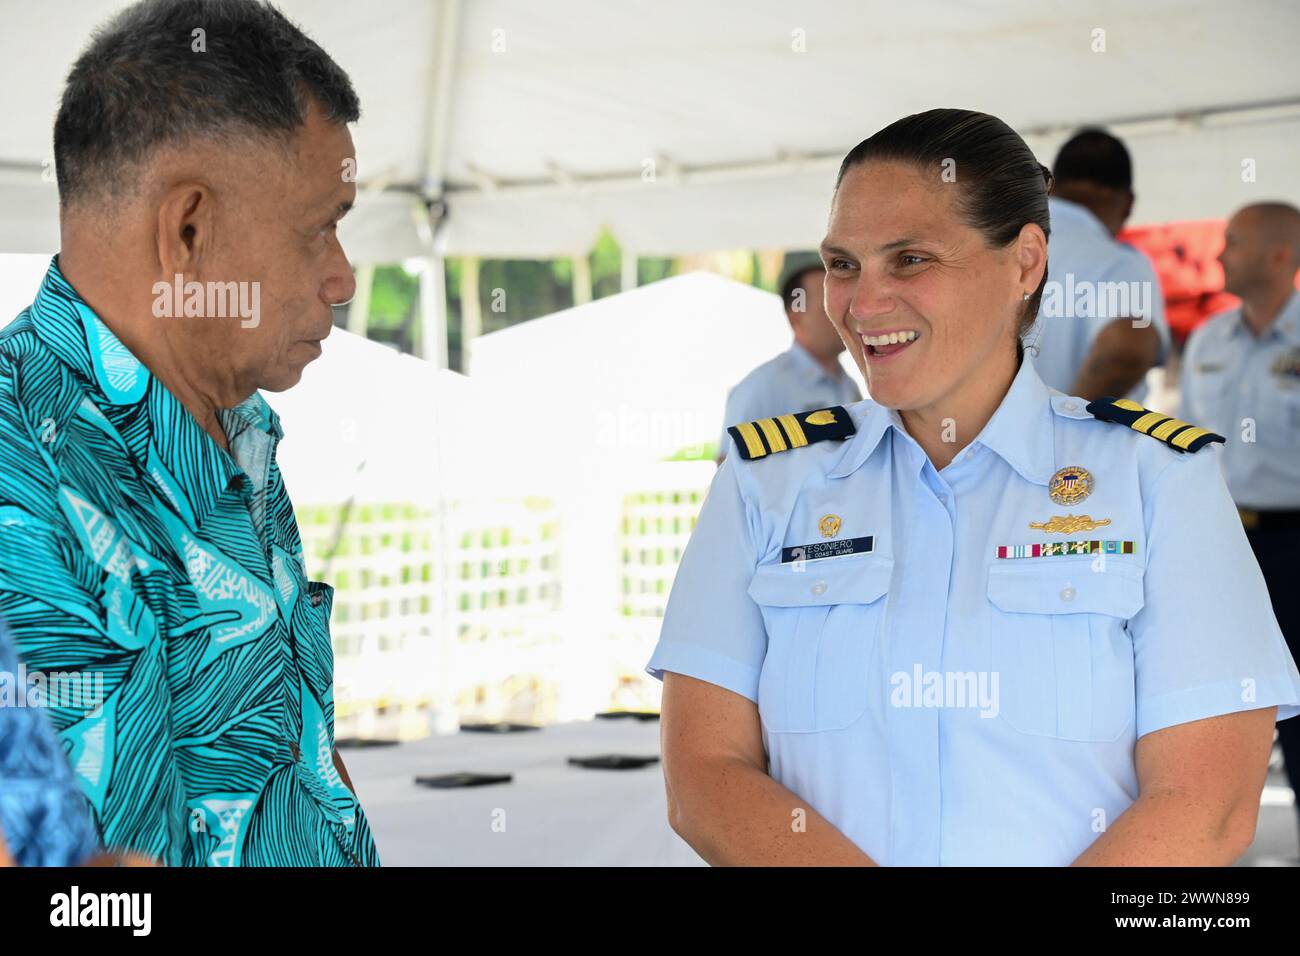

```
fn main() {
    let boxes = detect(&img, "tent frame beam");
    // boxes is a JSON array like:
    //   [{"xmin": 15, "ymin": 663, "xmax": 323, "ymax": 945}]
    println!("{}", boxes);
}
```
[{"xmin": 399, "ymin": 95, "xmax": 1300, "ymax": 203}]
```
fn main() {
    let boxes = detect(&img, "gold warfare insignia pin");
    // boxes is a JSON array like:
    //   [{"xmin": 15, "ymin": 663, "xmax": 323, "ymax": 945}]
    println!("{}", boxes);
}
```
[
  {"xmin": 1048, "ymin": 466, "xmax": 1093, "ymax": 506},
  {"xmin": 819, "ymin": 514, "xmax": 842, "ymax": 538},
  {"xmin": 1029, "ymin": 514, "xmax": 1112, "ymax": 534}
]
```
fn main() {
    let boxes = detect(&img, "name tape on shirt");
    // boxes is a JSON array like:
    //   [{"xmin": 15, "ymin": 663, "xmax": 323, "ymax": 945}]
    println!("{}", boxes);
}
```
[{"xmin": 781, "ymin": 536, "xmax": 874, "ymax": 563}]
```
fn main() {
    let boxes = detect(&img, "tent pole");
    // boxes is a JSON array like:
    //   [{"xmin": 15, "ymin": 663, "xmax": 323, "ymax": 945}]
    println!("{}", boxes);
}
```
[
  {"xmin": 573, "ymin": 252, "xmax": 592, "ymax": 305},
  {"xmin": 460, "ymin": 255, "xmax": 481, "ymax": 372},
  {"xmin": 413, "ymin": 0, "xmax": 461, "ymax": 370},
  {"xmin": 621, "ymin": 246, "xmax": 638, "ymax": 292},
  {"xmin": 418, "ymin": 248, "xmax": 449, "ymax": 368},
  {"xmin": 346, "ymin": 263, "xmax": 374, "ymax": 337},
  {"xmin": 421, "ymin": 0, "xmax": 461, "ymax": 197},
  {"xmin": 418, "ymin": 0, "xmax": 462, "ymax": 738}
]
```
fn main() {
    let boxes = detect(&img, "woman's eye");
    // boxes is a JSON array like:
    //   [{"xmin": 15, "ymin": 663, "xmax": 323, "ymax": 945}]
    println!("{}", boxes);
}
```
[{"xmin": 899, "ymin": 254, "xmax": 927, "ymax": 267}]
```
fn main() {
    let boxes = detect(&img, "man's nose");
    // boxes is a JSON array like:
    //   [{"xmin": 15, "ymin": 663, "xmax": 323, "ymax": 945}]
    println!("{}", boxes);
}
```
[{"xmin": 322, "ymin": 260, "xmax": 357, "ymax": 308}]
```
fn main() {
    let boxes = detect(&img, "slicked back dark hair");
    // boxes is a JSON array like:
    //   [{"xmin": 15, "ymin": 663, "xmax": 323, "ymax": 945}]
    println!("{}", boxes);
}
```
[
  {"xmin": 54, "ymin": 0, "xmax": 360, "ymax": 206},
  {"xmin": 835, "ymin": 108, "xmax": 1052, "ymax": 338}
]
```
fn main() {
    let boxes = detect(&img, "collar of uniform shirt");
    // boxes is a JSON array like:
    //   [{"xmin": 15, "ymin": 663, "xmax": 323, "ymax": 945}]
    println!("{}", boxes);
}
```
[
  {"xmin": 26, "ymin": 256, "xmax": 282, "ymax": 527},
  {"xmin": 1049, "ymin": 195, "xmax": 1112, "ymax": 242},
  {"xmin": 787, "ymin": 339, "xmax": 843, "ymax": 385},
  {"xmin": 827, "ymin": 353, "xmax": 1056, "ymax": 485},
  {"xmin": 1227, "ymin": 288, "xmax": 1300, "ymax": 342}
]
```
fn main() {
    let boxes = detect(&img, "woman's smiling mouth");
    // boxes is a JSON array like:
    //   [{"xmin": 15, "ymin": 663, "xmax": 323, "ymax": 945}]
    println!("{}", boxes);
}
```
[{"xmin": 861, "ymin": 329, "xmax": 920, "ymax": 358}]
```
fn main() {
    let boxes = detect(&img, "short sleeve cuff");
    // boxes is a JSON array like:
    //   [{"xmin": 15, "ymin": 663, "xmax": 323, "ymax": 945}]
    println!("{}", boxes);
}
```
[
  {"xmin": 645, "ymin": 640, "xmax": 761, "ymax": 704},
  {"xmin": 1137, "ymin": 674, "xmax": 1300, "ymax": 739}
]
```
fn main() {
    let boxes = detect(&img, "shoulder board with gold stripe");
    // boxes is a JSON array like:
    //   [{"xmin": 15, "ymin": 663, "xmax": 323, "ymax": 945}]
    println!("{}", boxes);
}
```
[
  {"xmin": 726, "ymin": 406, "xmax": 855, "ymax": 461},
  {"xmin": 1084, "ymin": 397, "xmax": 1225, "ymax": 453}
]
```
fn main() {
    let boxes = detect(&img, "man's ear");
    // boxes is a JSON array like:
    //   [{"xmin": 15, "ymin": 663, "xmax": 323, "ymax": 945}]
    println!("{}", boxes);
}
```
[
  {"xmin": 1270, "ymin": 240, "xmax": 1295, "ymax": 273},
  {"xmin": 156, "ymin": 182, "xmax": 213, "ymax": 279}
]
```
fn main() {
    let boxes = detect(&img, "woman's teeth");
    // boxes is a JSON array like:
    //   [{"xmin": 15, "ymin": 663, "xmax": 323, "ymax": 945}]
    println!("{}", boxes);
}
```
[{"xmin": 862, "ymin": 330, "xmax": 919, "ymax": 348}]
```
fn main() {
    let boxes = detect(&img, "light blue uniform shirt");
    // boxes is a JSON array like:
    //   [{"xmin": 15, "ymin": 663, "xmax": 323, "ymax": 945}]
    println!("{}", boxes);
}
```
[
  {"xmin": 649, "ymin": 355, "xmax": 1300, "ymax": 865},
  {"xmin": 1028, "ymin": 197, "xmax": 1170, "ymax": 404},
  {"xmin": 720, "ymin": 342, "xmax": 862, "ymax": 458},
  {"xmin": 1180, "ymin": 291, "xmax": 1300, "ymax": 509}
]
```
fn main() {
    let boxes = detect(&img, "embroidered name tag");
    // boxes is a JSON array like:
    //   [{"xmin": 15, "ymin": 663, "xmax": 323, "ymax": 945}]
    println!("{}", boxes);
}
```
[
  {"xmin": 781, "ymin": 536, "xmax": 874, "ymax": 563},
  {"xmin": 995, "ymin": 540, "xmax": 1135, "ymax": 559}
]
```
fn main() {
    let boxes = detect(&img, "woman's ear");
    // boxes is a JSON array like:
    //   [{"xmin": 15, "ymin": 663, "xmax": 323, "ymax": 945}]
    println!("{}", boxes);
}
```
[{"xmin": 1016, "ymin": 222, "xmax": 1048, "ymax": 292}]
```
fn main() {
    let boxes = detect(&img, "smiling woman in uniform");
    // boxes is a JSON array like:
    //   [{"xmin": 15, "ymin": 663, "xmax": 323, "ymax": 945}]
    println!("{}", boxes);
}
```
[{"xmin": 646, "ymin": 108, "xmax": 1300, "ymax": 866}]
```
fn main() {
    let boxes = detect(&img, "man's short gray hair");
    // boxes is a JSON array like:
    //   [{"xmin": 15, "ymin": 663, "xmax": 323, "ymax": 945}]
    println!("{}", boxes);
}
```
[{"xmin": 54, "ymin": 0, "xmax": 361, "ymax": 206}]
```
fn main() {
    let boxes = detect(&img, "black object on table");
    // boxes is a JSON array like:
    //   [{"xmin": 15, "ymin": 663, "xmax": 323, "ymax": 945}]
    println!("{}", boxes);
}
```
[
  {"xmin": 335, "ymin": 737, "xmax": 401, "ymax": 749},
  {"xmin": 567, "ymin": 754, "xmax": 660, "ymax": 770},
  {"xmin": 415, "ymin": 772, "xmax": 514, "ymax": 789},
  {"xmin": 593, "ymin": 711, "xmax": 660, "ymax": 722},
  {"xmin": 459, "ymin": 722, "xmax": 542, "ymax": 734}
]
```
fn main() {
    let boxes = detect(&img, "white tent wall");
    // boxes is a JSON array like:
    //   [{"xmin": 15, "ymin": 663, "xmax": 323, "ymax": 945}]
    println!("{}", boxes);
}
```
[
  {"xmin": 262, "ymin": 273, "xmax": 799, "ymax": 734},
  {"xmin": 1, "ymin": 0, "xmax": 1298, "ymax": 262}
]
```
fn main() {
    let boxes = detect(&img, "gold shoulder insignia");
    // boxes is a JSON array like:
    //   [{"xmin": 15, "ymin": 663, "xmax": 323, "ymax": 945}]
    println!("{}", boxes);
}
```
[
  {"xmin": 727, "ymin": 406, "xmax": 856, "ymax": 461},
  {"xmin": 1084, "ymin": 397, "xmax": 1225, "ymax": 453}
]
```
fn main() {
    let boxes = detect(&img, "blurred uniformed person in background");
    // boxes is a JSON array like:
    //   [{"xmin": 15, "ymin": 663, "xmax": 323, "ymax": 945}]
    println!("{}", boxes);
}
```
[
  {"xmin": 649, "ymin": 109, "xmax": 1300, "ymax": 866},
  {"xmin": 1027, "ymin": 129, "xmax": 1170, "ymax": 404},
  {"xmin": 715, "ymin": 254, "xmax": 861, "ymax": 463},
  {"xmin": 1181, "ymin": 200, "xmax": 1300, "ymax": 853}
]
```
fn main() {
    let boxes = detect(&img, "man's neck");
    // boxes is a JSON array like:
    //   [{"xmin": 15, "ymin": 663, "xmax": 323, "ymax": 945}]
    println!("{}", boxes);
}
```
[
  {"xmin": 814, "ymin": 354, "xmax": 844, "ymax": 379},
  {"xmin": 795, "ymin": 340, "xmax": 843, "ymax": 379},
  {"xmin": 59, "ymin": 250, "xmax": 233, "ymax": 455},
  {"xmin": 1052, "ymin": 186, "xmax": 1121, "ymax": 237},
  {"xmin": 1239, "ymin": 283, "xmax": 1295, "ymax": 338}
]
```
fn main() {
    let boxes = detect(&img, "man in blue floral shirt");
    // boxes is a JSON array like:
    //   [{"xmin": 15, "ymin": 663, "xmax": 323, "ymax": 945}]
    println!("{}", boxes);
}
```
[{"xmin": 0, "ymin": 0, "xmax": 378, "ymax": 865}]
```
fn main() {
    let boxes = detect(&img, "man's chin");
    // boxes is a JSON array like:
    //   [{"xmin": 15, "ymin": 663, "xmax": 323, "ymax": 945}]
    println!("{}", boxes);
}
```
[
  {"xmin": 260, "ymin": 365, "xmax": 308, "ymax": 393},
  {"xmin": 263, "ymin": 343, "xmax": 327, "ymax": 391}
]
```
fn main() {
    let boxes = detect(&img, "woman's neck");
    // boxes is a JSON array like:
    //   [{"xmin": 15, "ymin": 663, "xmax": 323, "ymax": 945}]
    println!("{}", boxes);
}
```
[{"xmin": 899, "ymin": 347, "xmax": 1019, "ymax": 471}]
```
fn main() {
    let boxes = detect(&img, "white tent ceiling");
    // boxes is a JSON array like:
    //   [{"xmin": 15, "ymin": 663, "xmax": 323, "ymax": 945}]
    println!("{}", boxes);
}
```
[{"xmin": 1, "ymin": 0, "xmax": 1298, "ymax": 261}]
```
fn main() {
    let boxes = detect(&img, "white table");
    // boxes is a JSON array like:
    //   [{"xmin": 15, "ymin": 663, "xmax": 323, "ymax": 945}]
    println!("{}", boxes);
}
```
[
  {"xmin": 343, "ymin": 717, "xmax": 705, "ymax": 866},
  {"xmin": 346, "ymin": 719, "xmax": 1300, "ymax": 866}
]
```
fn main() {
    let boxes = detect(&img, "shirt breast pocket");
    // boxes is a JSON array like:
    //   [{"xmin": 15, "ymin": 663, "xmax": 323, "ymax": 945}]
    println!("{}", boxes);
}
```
[
  {"xmin": 1258, "ymin": 380, "xmax": 1300, "ymax": 445},
  {"xmin": 292, "ymin": 580, "xmax": 337, "ymax": 688},
  {"xmin": 747, "ymin": 556, "xmax": 892, "ymax": 734},
  {"xmin": 1188, "ymin": 365, "xmax": 1231, "ymax": 414},
  {"xmin": 987, "ymin": 561, "xmax": 1143, "ymax": 742}
]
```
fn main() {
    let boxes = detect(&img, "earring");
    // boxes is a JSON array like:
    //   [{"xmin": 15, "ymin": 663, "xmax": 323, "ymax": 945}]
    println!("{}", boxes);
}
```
[{"xmin": 1022, "ymin": 291, "xmax": 1031, "ymax": 301}]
